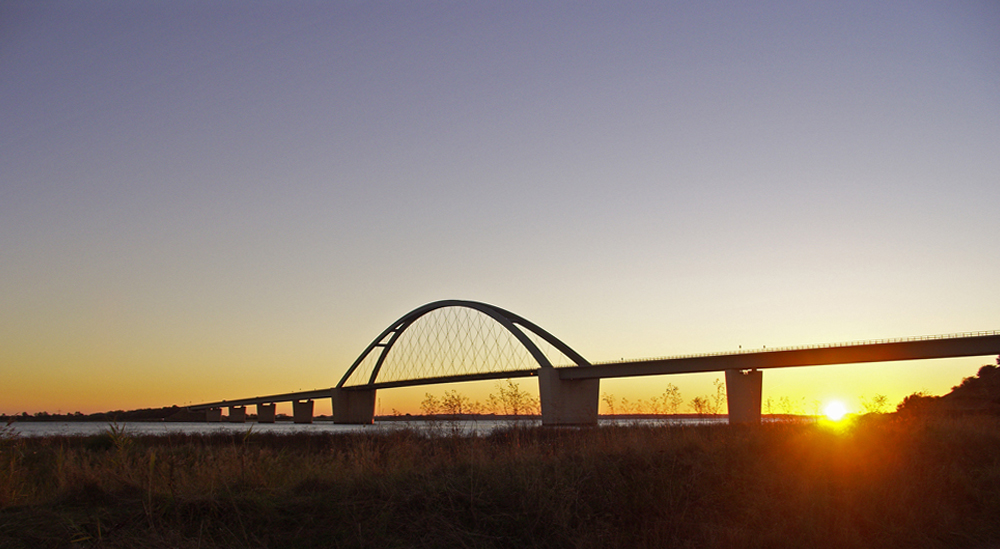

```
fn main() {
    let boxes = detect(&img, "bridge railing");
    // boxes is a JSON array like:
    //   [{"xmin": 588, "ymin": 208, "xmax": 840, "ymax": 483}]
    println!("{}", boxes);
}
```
[{"xmin": 589, "ymin": 330, "xmax": 1000, "ymax": 366}]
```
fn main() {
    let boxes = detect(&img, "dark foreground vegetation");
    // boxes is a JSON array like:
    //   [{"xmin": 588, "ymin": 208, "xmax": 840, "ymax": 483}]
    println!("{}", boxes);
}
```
[{"xmin": 1, "ymin": 413, "xmax": 999, "ymax": 549}]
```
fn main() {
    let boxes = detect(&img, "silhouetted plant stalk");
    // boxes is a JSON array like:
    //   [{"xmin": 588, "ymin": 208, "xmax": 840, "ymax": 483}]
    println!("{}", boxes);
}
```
[
  {"xmin": 601, "ymin": 392, "xmax": 616, "ymax": 415},
  {"xmin": 711, "ymin": 378, "xmax": 726, "ymax": 414},
  {"xmin": 860, "ymin": 393, "xmax": 890, "ymax": 414},
  {"xmin": 687, "ymin": 396, "xmax": 707, "ymax": 416},
  {"xmin": 420, "ymin": 380, "xmax": 540, "ymax": 417},
  {"xmin": 600, "ymin": 383, "xmax": 687, "ymax": 415},
  {"xmin": 489, "ymin": 380, "xmax": 539, "ymax": 416}
]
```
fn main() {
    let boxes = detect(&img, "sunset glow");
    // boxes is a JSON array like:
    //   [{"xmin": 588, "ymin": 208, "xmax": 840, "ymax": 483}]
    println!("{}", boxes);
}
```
[
  {"xmin": 823, "ymin": 401, "xmax": 849, "ymax": 422},
  {"xmin": 2, "ymin": 2, "xmax": 998, "ymax": 416}
]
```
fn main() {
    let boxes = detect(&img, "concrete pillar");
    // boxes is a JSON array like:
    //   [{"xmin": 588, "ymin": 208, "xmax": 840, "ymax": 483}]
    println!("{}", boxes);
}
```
[
  {"xmin": 228, "ymin": 406, "xmax": 247, "ymax": 423},
  {"xmin": 726, "ymin": 369, "xmax": 763, "ymax": 425},
  {"xmin": 256, "ymin": 403, "xmax": 276, "ymax": 423},
  {"xmin": 206, "ymin": 408, "xmax": 223, "ymax": 422},
  {"xmin": 332, "ymin": 388, "xmax": 376, "ymax": 424},
  {"xmin": 293, "ymin": 400, "xmax": 314, "ymax": 424},
  {"xmin": 538, "ymin": 367, "xmax": 600, "ymax": 426}
]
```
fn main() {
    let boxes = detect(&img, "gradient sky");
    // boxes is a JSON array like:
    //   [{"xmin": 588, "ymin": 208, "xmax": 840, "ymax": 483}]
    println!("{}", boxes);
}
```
[{"xmin": 3, "ymin": 1, "xmax": 999, "ymax": 416}]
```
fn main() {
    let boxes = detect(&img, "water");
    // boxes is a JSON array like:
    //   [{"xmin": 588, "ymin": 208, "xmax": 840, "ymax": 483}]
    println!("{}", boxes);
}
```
[{"xmin": 5, "ymin": 418, "xmax": 728, "ymax": 438}]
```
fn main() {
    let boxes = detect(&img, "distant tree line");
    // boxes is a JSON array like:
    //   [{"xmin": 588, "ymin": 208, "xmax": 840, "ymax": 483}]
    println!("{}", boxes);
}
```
[
  {"xmin": 896, "ymin": 359, "xmax": 1000, "ymax": 416},
  {"xmin": 403, "ymin": 380, "xmax": 541, "ymax": 417},
  {"xmin": 0, "ymin": 406, "xmax": 188, "ymax": 423}
]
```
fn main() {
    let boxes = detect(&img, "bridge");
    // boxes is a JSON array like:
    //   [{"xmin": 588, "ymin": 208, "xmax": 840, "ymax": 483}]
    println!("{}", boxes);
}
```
[{"xmin": 188, "ymin": 300, "xmax": 1000, "ymax": 425}]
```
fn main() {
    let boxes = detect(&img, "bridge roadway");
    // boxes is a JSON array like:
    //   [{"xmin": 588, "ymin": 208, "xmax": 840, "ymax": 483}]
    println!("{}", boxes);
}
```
[
  {"xmin": 562, "ymin": 331, "xmax": 1000, "ymax": 380},
  {"xmin": 188, "ymin": 331, "xmax": 1000, "ymax": 425}
]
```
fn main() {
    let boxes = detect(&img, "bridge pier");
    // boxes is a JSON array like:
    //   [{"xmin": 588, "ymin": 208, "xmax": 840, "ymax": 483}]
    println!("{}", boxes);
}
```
[
  {"xmin": 293, "ymin": 400, "xmax": 314, "ymax": 424},
  {"xmin": 725, "ymin": 369, "xmax": 762, "ymax": 425},
  {"xmin": 256, "ymin": 403, "xmax": 276, "ymax": 423},
  {"xmin": 539, "ymin": 368, "xmax": 600, "ymax": 426},
  {"xmin": 332, "ymin": 388, "xmax": 376, "ymax": 424},
  {"xmin": 228, "ymin": 406, "xmax": 247, "ymax": 423},
  {"xmin": 206, "ymin": 407, "xmax": 223, "ymax": 422}
]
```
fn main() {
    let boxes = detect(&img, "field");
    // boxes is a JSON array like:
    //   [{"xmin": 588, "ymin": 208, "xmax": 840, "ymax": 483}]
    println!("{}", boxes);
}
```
[{"xmin": 2, "ymin": 415, "xmax": 999, "ymax": 548}]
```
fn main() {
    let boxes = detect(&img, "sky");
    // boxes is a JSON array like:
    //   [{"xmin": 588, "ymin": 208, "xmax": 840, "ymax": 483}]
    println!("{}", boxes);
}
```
[{"xmin": 2, "ymin": 1, "xmax": 999, "ymax": 416}]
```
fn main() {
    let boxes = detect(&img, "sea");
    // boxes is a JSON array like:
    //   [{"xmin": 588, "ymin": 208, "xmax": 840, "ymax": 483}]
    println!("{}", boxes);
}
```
[{"xmin": 4, "ymin": 418, "xmax": 730, "ymax": 438}]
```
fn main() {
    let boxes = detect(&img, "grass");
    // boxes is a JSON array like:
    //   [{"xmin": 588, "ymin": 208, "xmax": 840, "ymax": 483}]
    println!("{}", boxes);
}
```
[{"xmin": 1, "ymin": 415, "xmax": 999, "ymax": 548}]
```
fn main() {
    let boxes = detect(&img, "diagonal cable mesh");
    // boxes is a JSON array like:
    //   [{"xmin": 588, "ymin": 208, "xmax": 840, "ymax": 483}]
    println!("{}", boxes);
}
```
[
  {"xmin": 513, "ymin": 323, "xmax": 579, "ymax": 368},
  {"xmin": 341, "ymin": 306, "xmax": 576, "ymax": 387},
  {"xmin": 342, "ymin": 346, "xmax": 382, "ymax": 387}
]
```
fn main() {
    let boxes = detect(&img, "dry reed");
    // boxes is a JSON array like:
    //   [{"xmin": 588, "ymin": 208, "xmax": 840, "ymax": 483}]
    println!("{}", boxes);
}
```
[{"xmin": 1, "ymin": 415, "xmax": 998, "ymax": 548}]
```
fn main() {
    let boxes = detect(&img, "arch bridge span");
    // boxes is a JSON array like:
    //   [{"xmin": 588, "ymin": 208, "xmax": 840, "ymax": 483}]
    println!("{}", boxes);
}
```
[{"xmin": 188, "ymin": 300, "xmax": 1000, "ymax": 425}]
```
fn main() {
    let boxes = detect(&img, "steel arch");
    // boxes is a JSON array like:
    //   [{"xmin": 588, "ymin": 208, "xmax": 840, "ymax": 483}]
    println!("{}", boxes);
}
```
[{"xmin": 336, "ymin": 300, "xmax": 591, "ymax": 388}]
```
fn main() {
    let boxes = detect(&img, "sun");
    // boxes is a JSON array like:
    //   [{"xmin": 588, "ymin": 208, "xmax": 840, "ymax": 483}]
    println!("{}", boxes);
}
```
[{"xmin": 823, "ymin": 400, "xmax": 849, "ymax": 421}]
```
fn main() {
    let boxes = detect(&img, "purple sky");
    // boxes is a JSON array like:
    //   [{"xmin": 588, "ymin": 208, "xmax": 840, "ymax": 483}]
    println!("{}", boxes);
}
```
[{"xmin": 2, "ymin": 1, "xmax": 999, "ymax": 415}]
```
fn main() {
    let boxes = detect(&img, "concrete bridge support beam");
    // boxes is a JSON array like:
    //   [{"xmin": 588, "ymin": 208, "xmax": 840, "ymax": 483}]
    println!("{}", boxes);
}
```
[
  {"xmin": 539, "ymin": 368, "xmax": 600, "ymax": 426},
  {"xmin": 256, "ymin": 403, "xmax": 276, "ymax": 423},
  {"xmin": 726, "ymin": 369, "xmax": 762, "ymax": 425},
  {"xmin": 206, "ymin": 408, "xmax": 223, "ymax": 422},
  {"xmin": 332, "ymin": 388, "xmax": 376, "ymax": 424},
  {"xmin": 228, "ymin": 406, "xmax": 247, "ymax": 423},
  {"xmin": 293, "ymin": 400, "xmax": 314, "ymax": 424}
]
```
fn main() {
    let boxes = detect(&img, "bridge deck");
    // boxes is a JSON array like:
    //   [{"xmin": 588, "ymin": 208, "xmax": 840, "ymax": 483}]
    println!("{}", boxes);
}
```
[
  {"xmin": 187, "ymin": 331, "xmax": 999, "ymax": 411},
  {"xmin": 187, "ymin": 371, "xmax": 540, "ymax": 410},
  {"xmin": 188, "ymin": 388, "xmax": 339, "ymax": 411},
  {"xmin": 561, "ymin": 332, "xmax": 1000, "ymax": 380}
]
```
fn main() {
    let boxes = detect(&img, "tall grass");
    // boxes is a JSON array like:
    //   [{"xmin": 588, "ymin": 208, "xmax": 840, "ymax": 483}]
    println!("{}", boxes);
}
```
[{"xmin": 1, "ymin": 415, "xmax": 999, "ymax": 548}]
